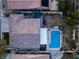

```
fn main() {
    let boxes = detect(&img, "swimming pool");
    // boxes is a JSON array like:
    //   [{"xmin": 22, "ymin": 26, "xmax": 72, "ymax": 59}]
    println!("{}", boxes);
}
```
[{"xmin": 48, "ymin": 28, "xmax": 61, "ymax": 50}]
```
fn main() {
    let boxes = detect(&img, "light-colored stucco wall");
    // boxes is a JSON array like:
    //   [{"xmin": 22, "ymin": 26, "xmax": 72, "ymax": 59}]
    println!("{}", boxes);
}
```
[{"xmin": 49, "ymin": 0, "xmax": 58, "ymax": 10}]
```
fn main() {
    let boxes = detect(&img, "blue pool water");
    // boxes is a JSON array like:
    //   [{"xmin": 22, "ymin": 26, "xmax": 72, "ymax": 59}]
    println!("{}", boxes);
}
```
[{"xmin": 49, "ymin": 31, "xmax": 60, "ymax": 48}]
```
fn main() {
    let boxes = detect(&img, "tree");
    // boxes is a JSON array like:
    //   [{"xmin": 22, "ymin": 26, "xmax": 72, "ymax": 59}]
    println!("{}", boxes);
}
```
[
  {"xmin": 58, "ymin": 0, "xmax": 75, "ymax": 16},
  {"xmin": 70, "ymin": 39, "xmax": 77, "ymax": 59},
  {"xmin": 64, "ymin": 10, "xmax": 79, "ymax": 41},
  {"xmin": 3, "ymin": 32, "xmax": 9, "ymax": 45},
  {"xmin": 58, "ymin": 0, "xmax": 79, "ymax": 41},
  {"xmin": 58, "ymin": 0, "xmax": 79, "ymax": 59},
  {"xmin": 0, "ymin": 38, "xmax": 7, "ymax": 59}
]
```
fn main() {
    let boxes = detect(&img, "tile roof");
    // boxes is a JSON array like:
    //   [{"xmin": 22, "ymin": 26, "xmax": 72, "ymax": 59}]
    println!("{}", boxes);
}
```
[
  {"xmin": 10, "ymin": 34, "xmax": 40, "ymax": 48},
  {"xmin": 9, "ymin": 14, "xmax": 40, "ymax": 34},
  {"xmin": 7, "ymin": 0, "xmax": 41, "ymax": 9},
  {"xmin": 9, "ymin": 14, "xmax": 40, "ymax": 49},
  {"xmin": 10, "ymin": 54, "xmax": 50, "ymax": 59}
]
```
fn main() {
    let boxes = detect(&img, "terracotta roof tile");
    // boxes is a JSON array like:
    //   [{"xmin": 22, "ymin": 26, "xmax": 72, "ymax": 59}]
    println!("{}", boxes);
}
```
[
  {"xmin": 9, "ymin": 14, "xmax": 40, "ymax": 49},
  {"xmin": 10, "ymin": 54, "xmax": 50, "ymax": 59},
  {"xmin": 10, "ymin": 34, "xmax": 40, "ymax": 48},
  {"xmin": 9, "ymin": 14, "xmax": 40, "ymax": 34},
  {"xmin": 7, "ymin": 1, "xmax": 41, "ymax": 9}
]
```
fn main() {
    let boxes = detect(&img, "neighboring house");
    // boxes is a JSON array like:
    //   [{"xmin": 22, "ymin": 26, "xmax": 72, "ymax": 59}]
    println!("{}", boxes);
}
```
[
  {"xmin": 7, "ymin": 0, "xmax": 41, "ymax": 9},
  {"xmin": 6, "ymin": 0, "xmax": 58, "ymax": 12},
  {"xmin": 6, "ymin": 0, "xmax": 49, "ymax": 11},
  {"xmin": 8, "ymin": 54, "xmax": 50, "ymax": 59}
]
